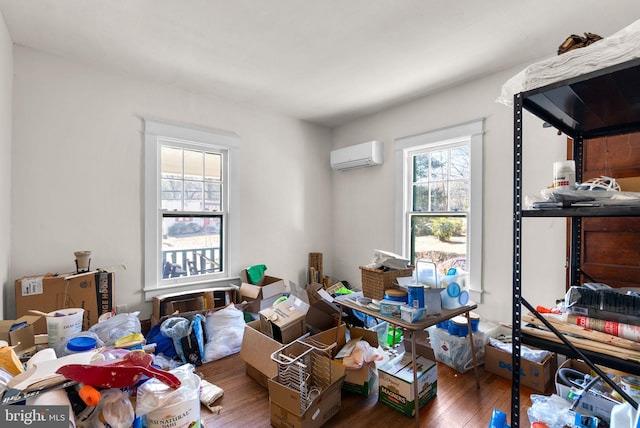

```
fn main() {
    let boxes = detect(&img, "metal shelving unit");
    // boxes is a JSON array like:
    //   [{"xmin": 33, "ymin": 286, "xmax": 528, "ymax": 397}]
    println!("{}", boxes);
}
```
[{"xmin": 511, "ymin": 57, "xmax": 640, "ymax": 427}]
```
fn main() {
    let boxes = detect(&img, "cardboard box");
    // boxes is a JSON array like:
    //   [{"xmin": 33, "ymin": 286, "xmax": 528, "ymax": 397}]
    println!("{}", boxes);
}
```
[
  {"xmin": 259, "ymin": 297, "xmax": 307, "ymax": 344},
  {"xmin": 151, "ymin": 286, "xmax": 237, "ymax": 326},
  {"xmin": 269, "ymin": 358, "xmax": 346, "ymax": 428},
  {"xmin": 15, "ymin": 272, "xmax": 115, "ymax": 334},
  {"xmin": 484, "ymin": 343, "xmax": 557, "ymax": 393},
  {"xmin": 239, "ymin": 320, "xmax": 283, "ymax": 388},
  {"xmin": 342, "ymin": 365, "xmax": 377, "ymax": 396},
  {"xmin": 0, "ymin": 315, "xmax": 41, "ymax": 354},
  {"xmin": 378, "ymin": 352, "xmax": 438, "ymax": 417},
  {"xmin": 306, "ymin": 324, "xmax": 380, "ymax": 396},
  {"xmin": 555, "ymin": 359, "xmax": 622, "ymax": 424},
  {"xmin": 403, "ymin": 329, "xmax": 435, "ymax": 360},
  {"xmin": 301, "ymin": 282, "xmax": 340, "ymax": 333},
  {"xmin": 239, "ymin": 272, "xmax": 288, "ymax": 313}
]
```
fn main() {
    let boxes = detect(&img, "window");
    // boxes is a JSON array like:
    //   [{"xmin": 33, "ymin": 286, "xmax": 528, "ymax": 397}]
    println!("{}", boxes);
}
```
[
  {"xmin": 144, "ymin": 119, "xmax": 240, "ymax": 299},
  {"xmin": 394, "ymin": 119, "xmax": 483, "ymax": 300}
]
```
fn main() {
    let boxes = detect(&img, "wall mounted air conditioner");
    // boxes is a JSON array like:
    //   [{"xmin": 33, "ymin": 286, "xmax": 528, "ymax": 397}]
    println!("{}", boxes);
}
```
[{"xmin": 330, "ymin": 140, "xmax": 384, "ymax": 171}]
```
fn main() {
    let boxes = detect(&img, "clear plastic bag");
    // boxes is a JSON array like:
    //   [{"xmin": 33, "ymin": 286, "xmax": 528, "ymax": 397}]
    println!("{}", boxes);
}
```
[
  {"xmin": 527, "ymin": 394, "xmax": 577, "ymax": 428},
  {"xmin": 88, "ymin": 312, "xmax": 141, "ymax": 346}
]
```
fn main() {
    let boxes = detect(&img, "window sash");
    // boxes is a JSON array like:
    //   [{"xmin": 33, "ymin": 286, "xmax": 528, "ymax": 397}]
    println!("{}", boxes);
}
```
[
  {"xmin": 144, "ymin": 119, "xmax": 241, "ymax": 300},
  {"xmin": 394, "ymin": 119, "xmax": 483, "ymax": 300}
]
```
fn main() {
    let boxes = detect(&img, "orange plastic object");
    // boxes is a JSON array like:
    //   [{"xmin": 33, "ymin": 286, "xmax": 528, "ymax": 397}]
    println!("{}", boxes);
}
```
[{"xmin": 78, "ymin": 384, "xmax": 101, "ymax": 406}]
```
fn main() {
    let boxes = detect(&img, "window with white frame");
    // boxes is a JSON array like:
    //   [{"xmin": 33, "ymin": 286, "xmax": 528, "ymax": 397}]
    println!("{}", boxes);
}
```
[
  {"xmin": 395, "ymin": 119, "xmax": 483, "ymax": 300},
  {"xmin": 144, "ymin": 119, "xmax": 240, "ymax": 299}
]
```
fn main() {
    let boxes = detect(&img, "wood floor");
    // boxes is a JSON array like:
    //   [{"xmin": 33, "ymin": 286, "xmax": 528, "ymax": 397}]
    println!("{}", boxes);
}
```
[{"xmin": 197, "ymin": 352, "xmax": 536, "ymax": 427}]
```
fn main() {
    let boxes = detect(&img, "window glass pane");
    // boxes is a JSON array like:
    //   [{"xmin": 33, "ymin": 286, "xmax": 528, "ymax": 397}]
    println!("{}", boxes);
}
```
[
  {"xmin": 449, "ymin": 180, "xmax": 469, "ymax": 211},
  {"xmin": 429, "ymin": 150, "xmax": 447, "ymax": 181},
  {"xmin": 429, "ymin": 182, "xmax": 447, "ymax": 211},
  {"xmin": 162, "ymin": 215, "xmax": 222, "ymax": 279},
  {"xmin": 411, "ymin": 215, "xmax": 467, "ymax": 284},
  {"xmin": 161, "ymin": 179, "xmax": 183, "ymax": 210},
  {"xmin": 205, "ymin": 152, "xmax": 222, "ymax": 181},
  {"xmin": 184, "ymin": 149, "xmax": 203, "ymax": 180},
  {"xmin": 184, "ymin": 180, "xmax": 203, "ymax": 211},
  {"xmin": 412, "ymin": 184, "xmax": 429, "ymax": 211},
  {"xmin": 205, "ymin": 182, "xmax": 222, "ymax": 212},
  {"xmin": 450, "ymin": 146, "xmax": 470, "ymax": 179},
  {"xmin": 413, "ymin": 153, "xmax": 429, "ymax": 182},
  {"xmin": 161, "ymin": 146, "xmax": 182, "ymax": 178}
]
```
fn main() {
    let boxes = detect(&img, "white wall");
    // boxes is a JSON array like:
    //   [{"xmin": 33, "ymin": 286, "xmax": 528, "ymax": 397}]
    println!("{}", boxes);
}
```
[
  {"xmin": 0, "ymin": 11, "xmax": 12, "ymax": 320},
  {"xmin": 330, "ymin": 67, "xmax": 570, "ymax": 324},
  {"xmin": 9, "ymin": 46, "xmax": 333, "ymax": 319}
]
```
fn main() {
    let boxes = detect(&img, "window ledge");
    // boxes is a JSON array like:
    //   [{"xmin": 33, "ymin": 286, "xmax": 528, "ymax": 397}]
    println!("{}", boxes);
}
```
[{"xmin": 143, "ymin": 276, "xmax": 241, "ymax": 301}]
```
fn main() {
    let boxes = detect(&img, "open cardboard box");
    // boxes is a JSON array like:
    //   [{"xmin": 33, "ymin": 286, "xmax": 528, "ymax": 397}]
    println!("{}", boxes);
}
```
[
  {"xmin": 259, "ymin": 296, "xmax": 308, "ymax": 344},
  {"xmin": 239, "ymin": 269, "xmax": 288, "ymax": 313},
  {"xmin": 151, "ymin": 286, "xmax": 237, "ymax": 326},
  {"xmin": 0, "ymin": 315, "xmax": 41, "ymax": 355},
  {"xmin": 15, "ymin": 272, "xmax": 115, "ymax": 334},
  {"xmin": 378, "ymin": 352, "xmax": 438, "ymax": 417},
  {"xmin": 239, "ymin": 319, "xmax": 285, "ymax": 388},
  {"xmin": 305, "ymin": 323, "xmax": 381, "ymax": 396},
  {"xmin": 269, "ymin": 356, "xmax": 346, "ymax": 428},
  {"xmin": 484, "ymin": 342, "xmax": 557, "ymax": 393}
]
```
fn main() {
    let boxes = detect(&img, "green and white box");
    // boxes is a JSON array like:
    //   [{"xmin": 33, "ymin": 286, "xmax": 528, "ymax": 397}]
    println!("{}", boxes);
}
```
[{"xmin": 378, "ymin": 352, "xmax": 437, "ymax": 417}]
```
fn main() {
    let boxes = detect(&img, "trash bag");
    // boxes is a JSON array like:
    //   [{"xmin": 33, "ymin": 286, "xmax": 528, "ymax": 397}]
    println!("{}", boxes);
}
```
[{"xmin": 146, "ymin": 323, "xmax": 177, "ymax": 359}]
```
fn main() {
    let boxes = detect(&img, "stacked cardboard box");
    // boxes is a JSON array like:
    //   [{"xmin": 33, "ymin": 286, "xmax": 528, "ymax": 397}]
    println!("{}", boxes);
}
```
[{"xmin": 15, "ymin": 272, "xmax": 115, "ymax": 334}]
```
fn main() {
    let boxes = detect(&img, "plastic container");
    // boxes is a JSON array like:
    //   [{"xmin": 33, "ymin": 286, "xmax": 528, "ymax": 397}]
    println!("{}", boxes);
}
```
[
  {"xmin": 384, "ymin": 288, "xmax": 408, "ymax": 303},
  {"xmin": 46, "ymin": 308, "xmax": 85, "ymax": 348},
  {"xmin": 368, "ymin": 321, "xmax": 389, "ymax": 346},
  {"xmin": 440, "ymin": 283, "xmax": 470, "ymax": 309},
  {"xmin": 407, "ymin": 284, "xmax": 425, "ymax": 308},
  {"xmin": 66, "ymin": 336, "xmax": 98, "ymax": 354}
]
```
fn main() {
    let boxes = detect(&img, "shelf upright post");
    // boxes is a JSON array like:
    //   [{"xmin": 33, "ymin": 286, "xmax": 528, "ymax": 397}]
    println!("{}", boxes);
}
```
[
  {"xmin": 511, "ymin": 92, "xmax": 524, "ymax": 428},
  {"xmin": 570, "ymin": 136, "xmax": 584, "ymax": 286}
]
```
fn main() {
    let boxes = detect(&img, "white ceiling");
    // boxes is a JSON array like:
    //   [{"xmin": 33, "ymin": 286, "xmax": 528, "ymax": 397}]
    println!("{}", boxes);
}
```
[{"xmin": 1, "ymin": 1, "xmax": 640, "ymax": 128}]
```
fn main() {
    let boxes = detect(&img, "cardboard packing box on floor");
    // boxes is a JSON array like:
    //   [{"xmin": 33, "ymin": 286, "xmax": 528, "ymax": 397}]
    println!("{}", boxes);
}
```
[
  {"xmin": 259, "ymin": 296, "xmax": 308, "ymax": 344},
  {"xmin": 378, "ymin": 352, "xmax": 438, "ymax": 417},
  {"xmin": 151, "ymin": 286, "xmax": 237, "ymax": 326},
  {"xmin": 555, "ymin": 359, "xmax": 622, "ymax": 424},
  {"xmin": 484, "ymin": 342, "xmax": 557, "ymax": 393},
  {"xmin": 239, "ymin": 319, "xmax": 284, "ymax": 388},
  {"xmin": 0, "ymin": 315, "xmax": 41, "ymax": 354},
  {"xmin": 269, "ymin": 356, "xmax": 346, "ymax": 428},
  {"xmin": 306, "ymin": 324, "xmax": 381, "ymax": 397},
  {"xmin": 239, "ymin": 270, "xmax": 288, "ymax": 313},
  {"xmin": 15, "ymin": 272, "xmax": 115, "ymax": 334}
]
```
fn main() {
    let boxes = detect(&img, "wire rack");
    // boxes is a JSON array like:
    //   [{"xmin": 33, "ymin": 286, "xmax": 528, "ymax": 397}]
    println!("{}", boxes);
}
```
[{"xmin": 270, "ymin": 338, "xmax": 336, "ymax": 414}]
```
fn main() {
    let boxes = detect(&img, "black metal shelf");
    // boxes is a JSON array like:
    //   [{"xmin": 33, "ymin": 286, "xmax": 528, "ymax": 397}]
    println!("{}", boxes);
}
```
[
  {"xmin": 522, "ymin": 334, "xmax": 640, "ymax": 376},
  {"xmin": 523, "ymin": 206, "xmax": 640, "ymax": 217},
  {"xmin": 511, "ymin": 56, "xmax": 640, "ymax": 427},
  {"xmin": 521, "ymin": 56, "xmax": 640, "ymax": 139}
]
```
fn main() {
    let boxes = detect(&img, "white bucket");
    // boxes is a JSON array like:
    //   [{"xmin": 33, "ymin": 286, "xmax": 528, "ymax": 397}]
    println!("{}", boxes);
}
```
[
  {"xmin": 46, "ymin": 308, "xmax": 84, "ymax": 348},
  {"xmin": 145, "ymin": 373, "xmax": 201, "ymax": 428}
]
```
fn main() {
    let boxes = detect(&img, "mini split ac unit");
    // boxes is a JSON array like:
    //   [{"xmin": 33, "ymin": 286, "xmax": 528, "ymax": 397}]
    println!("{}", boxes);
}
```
[{"xmin": 330, "ymin": 140, "xmax": 384, "ymax": 171}]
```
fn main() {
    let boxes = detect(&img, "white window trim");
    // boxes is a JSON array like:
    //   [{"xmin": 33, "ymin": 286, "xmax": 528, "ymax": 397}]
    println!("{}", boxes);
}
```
[
  {"xmin": 394, "ymin": 119, "xmax": 484, "ymax": 302},
  {"xmin": 143, "ymin": 118, "xmax": 241, "ymax": 301}
]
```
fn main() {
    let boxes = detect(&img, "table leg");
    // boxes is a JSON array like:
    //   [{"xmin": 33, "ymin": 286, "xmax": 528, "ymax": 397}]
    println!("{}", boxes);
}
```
[
  {"xmin": 466, "ymin": 312, "xmax": 481, "ymax": 389},
  {"xmin": 411, "ymin": 329, "xmax": 420, "ymax": 428}
]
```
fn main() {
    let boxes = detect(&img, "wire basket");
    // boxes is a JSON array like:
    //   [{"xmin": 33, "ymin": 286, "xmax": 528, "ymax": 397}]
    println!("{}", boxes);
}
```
[
  {"xmin": 359, "ymin": 265, "xmax": 414, "ymax": 300},
  {"xmin": 270, "ymin": 339, "xmax": 335, "ymax": 414}
]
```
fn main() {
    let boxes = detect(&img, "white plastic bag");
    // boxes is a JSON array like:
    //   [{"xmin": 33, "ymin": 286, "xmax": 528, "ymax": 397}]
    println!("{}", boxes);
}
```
[
  {"xmin": 88, "ymin": 312, "xmax": 141, "ymax": 346},
  {"xmin": 203, "ymin": 304, "xmax": 245, "ymax": 362}
]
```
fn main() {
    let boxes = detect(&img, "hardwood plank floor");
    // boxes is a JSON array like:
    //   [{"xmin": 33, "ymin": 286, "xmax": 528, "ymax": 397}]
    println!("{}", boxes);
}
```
[{"xmin": 197, "ymin": 352, "xmax": 536, "ymax": 427}]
